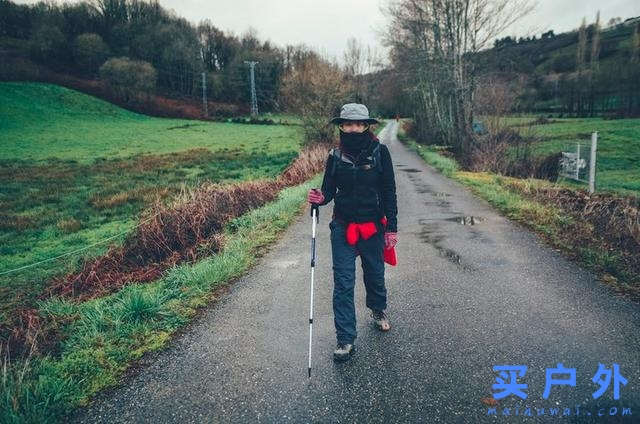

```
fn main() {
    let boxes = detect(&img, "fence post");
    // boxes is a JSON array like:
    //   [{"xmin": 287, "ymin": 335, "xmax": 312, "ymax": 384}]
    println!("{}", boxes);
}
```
[
  {"xmin": 575, "ymin": 142, "xmax": 580, "ymax": 180},
  {"xmin": 589, "ymin": 131, "xmax": 598, "ymax": 194}
]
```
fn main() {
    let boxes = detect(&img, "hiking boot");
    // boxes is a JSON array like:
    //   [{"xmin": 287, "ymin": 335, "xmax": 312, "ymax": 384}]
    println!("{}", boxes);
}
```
[
  {"xmin": 371, "ymin": 309, "xmax": 391, "ymax": 331},
  {"xmin": 333, "ymin": 343, "xmax": 355, "ymax": 362}
]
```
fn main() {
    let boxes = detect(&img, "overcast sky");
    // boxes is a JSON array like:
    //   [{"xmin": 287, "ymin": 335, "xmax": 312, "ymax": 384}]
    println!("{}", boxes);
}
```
[{"xmin": 15, "ymin": 0, "xmax": 640, "ymax": 65}]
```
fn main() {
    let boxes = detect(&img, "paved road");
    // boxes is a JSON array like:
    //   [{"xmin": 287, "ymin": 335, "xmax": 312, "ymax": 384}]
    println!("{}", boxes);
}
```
[{"xmin": 75, "ymin": 121, "xmax": 640, "ymax": 423}]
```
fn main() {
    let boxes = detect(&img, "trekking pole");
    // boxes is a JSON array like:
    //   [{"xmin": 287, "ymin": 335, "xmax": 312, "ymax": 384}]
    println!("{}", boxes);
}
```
[{"xmin": 308, "ymin": 202, "xmax": 319, "ymax": 378}]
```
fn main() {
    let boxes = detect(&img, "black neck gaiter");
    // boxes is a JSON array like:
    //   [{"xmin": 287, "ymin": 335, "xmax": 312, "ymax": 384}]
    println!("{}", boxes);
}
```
[{"xmin": 340, "ymin": 130, "xmax": 371, "ymax": 155}]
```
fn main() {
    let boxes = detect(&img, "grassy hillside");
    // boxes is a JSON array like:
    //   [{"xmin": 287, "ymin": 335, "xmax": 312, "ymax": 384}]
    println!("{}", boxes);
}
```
[
  {"xmin": 477, "ymin": 19, "xmax": 640, "ymax": 115},
  {"xmin": 0, "ymin": 82, "xmax": 300, "ymax": 162},
  {"xmin": 0, "ymin": 82, "xmax": 303, "ymax": 348},
  {"xmin": 479, "ymin": 21, "xmax": 637, "ymax": 75}
]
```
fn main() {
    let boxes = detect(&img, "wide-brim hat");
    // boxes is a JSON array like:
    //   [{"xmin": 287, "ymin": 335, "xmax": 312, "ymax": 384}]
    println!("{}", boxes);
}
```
[{"xmin": 329, "ymin": 103, "xmax": 379, "ymax": 125}]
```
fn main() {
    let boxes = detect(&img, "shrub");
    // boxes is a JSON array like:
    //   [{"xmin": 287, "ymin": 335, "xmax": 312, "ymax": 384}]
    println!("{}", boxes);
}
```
[
  {"xmin": 280, "ymin": 55, "xmax": 352, "ymax": 144},
  {"xmin": 28, "ymin": 25, "xmax": 66, "ymax": 64},
  {"xmin": 72, "ymin": 33, "xmax": 110, "ymax": 75},
  {"xmin": 99, "ymin": 57, "xmax": 157, "ymax": 103}
]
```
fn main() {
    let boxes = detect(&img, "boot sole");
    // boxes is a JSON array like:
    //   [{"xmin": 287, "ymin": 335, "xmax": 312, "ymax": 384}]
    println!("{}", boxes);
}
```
[{"xmin": 333, "ymin": 346, "xmax": 356, "ymax": 362}]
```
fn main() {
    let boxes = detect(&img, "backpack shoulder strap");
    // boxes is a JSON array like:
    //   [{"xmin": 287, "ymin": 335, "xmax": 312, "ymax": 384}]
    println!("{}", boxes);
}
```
[
  {"xmin": 372, "ymin": 143, "xmax": 383, "ymax": 174},
  {"xmin": 329, "ymin": 148, "xmax": 341, "ymax": 178}
]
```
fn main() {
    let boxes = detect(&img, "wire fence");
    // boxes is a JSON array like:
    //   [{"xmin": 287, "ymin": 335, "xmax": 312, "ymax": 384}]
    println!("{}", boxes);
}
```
[
  {"xmin": 0, "ymin": 212, "xmax": 160, "ymax": 276},
  {"xmin": 558, "ymin": 132, "xmax": 598, "ymax": 193}
]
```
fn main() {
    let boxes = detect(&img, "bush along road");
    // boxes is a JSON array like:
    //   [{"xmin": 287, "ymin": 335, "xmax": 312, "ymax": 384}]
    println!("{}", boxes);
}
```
[{"xmin": 74, "ymin": 121, "xmax": 640, "ymax": 423}]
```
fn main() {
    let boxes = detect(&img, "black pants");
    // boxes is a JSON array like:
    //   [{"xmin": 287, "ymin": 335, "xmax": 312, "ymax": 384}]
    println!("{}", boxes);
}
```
[{"xmin": 329, "ymin": 219, "xmax": 387, "ymax": 345}]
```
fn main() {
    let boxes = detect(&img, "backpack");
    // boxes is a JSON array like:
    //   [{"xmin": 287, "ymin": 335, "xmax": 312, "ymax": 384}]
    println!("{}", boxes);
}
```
[{"xmin": 328, "ymin": 142, "xmax": 383, "ymax": 178}]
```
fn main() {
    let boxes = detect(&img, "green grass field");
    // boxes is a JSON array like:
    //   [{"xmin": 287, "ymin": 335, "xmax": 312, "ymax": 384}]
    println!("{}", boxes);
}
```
[
  {"xmin": 503, "ymin": 115, "xmax": 640, "ymax": 196},
  {"xmin": 0, "ymin": 82, "xmax": 303, "ymax": 338}
]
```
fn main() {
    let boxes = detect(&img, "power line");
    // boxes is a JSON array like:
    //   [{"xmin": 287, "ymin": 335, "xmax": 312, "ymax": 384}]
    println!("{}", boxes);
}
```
[{"xmin": 0, "ymin": 211, "xmax": 161, "ymax": 276}]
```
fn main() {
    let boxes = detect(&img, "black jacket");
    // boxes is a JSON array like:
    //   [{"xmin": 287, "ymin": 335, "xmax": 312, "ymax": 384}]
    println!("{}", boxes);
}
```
[{"xmin": 318, "ymin": 137, "xmax": 398, "ymax": 232}]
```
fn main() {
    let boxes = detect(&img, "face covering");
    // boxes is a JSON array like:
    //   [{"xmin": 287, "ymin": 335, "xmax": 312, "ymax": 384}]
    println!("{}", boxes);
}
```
[{"xmin": 339, "ymin": 129, "xmax": 370, "ymax": 153}]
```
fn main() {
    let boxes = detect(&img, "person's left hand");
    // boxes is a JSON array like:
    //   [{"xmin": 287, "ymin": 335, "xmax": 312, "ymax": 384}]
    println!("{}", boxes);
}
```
[{"xmin": 384, "ymin": 232, "xmax": 398, "ymax": 249}]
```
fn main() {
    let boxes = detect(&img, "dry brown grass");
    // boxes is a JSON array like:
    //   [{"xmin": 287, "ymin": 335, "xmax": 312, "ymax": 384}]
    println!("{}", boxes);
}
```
[
  {"xmin": 277, "ymin": 143, "xmax": 328, "ymax": 186},
  {"xmin": 90, "ymin": 186, "xmax": 173, "ymax": 209},
  {"xmin": 5, "ymin": 144, "xmax": 327, "ymax": 356},
  {"xmin": 0, "ymin": 214, "xmax": 37, "ymax": 231},
  {"xmin": 92, "ymin": 148, "xmax": 217, "ymax": 174},
  {"xmin": 46, "ymin": 144, "xmax": 327, "ymax": 302},
  {"xmin": 502, "ymin": 180, "xmax": 640, "ymax": 292},
  {"xmin": 56, "ymin": 218, "xmax": 83, "ymax": 233},
  {"xmin": 507, "ymin": 182, "xmax": 640, "ymax": 250}
]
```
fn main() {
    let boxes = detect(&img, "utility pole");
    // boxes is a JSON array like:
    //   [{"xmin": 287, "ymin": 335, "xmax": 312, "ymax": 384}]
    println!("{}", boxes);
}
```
[
  {"xmin": 200, "ymin": 46, "xmax": 208, "ymax": 118},
  {"xmin": 201, "ymin": 72, "xmax": 208, "ymax": 117},
  {"xmin": 244, "ymin": 60, "xmax": 259, "ymax": 116}
]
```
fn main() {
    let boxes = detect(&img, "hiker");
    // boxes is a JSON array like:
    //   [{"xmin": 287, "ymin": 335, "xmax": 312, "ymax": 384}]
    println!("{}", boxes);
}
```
[{"xmin": 307, "ymin": 103, "xmax": 398, "ymax": 362}]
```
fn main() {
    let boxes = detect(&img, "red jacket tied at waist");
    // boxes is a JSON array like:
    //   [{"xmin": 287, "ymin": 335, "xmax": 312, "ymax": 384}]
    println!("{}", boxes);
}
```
[{"xmin": 345, "ymin": 217, "xmax": 397, "ymax": 266}]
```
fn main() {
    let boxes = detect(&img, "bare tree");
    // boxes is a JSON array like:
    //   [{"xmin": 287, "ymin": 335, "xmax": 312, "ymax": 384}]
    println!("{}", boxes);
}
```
[
  {"xmin": 280, "ymin": 55, "xmax": 352, "ymax": 143},
  {"xmin": 627, "ymin": 23, "xmax": 640, "ymax": 115},
  {"xmin": 590, "ymin": 12, "xmax": 601, "ymax": 71},
  {"xmin": 365, "ymin": 45, "xmax": 384, "ymax": 74},
  {"xmin": 589, "ymin": 11, "xmax": 601, "ymax": 116},
  {"xmin": 631, "ymin": 23, "xmax": 639, "ymax": 64},
  {"xmin": 343, "ymin": 37, "xmax": 365, "ymax": 76},
  {"xmin": 381, "ymin": 0, "xmax": 535, "ymax": 162},
  {"xmin": 575, "ymin": 17, "xmax": 587, "ymax": 115},
  {"xmin": 343, "ymin": 37, "xmax": 366, "ymax": 101},
  {"xmin": 241, "ymin": 26, "xmax": 260, "ymax": 50},
  {"xmin": 474, "ymin": 75, "xmax": 517, "ymax": 133}
]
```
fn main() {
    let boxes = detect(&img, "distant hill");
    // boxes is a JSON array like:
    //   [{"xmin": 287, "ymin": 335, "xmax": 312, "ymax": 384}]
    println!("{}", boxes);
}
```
[
  {"xmin": 478, "ymin": 18, "xmax": 637, "ymax": 74},
  {"xmin": 474, "ymin": 17, "xmax": 640, "ymax": 116},
  {"xmin": 363, "ymin": 17, "xmax": 639, "ymax": 118}
]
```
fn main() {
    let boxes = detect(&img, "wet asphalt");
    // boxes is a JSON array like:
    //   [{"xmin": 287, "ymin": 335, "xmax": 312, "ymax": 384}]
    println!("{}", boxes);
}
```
[{"xmin": 73, "ymin": 121, "xmax": 640, "ymax": 423}]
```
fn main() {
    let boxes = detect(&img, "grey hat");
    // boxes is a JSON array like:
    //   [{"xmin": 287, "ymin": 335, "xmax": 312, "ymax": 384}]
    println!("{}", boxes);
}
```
[{"xmin": 330, "ymin": 103, "xmax": 379, "ymax": 125}]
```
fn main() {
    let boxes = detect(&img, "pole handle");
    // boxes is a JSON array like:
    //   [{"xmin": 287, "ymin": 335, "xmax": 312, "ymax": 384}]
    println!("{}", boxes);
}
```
[{"xmin": 310, "ymin": 203, "xmax": 319, "ymax": 222}]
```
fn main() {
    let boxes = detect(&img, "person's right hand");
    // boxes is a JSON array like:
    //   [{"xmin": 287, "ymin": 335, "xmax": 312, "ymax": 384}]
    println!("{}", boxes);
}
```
[{"xmin": 308, "ymin": 188, "xmax": 324, "ymax": 204}]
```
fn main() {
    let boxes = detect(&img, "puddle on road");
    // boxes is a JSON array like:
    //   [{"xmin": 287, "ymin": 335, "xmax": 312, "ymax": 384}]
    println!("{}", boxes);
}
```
[
  {"xmin": 424, "ymin": 199, "xmax": 451, "ymax": 208},
  {"xmin": 418, "ymin": 222, "xmax": 444, "ymax": 245},
  {"xmin": 406, "ymin": 173, "xmax": 453, "ymax": 202},
  {"xmin": 407, "ymin": 174, "xmax": 438, "ymax": 196},
  {"xmin": 441, "ymin": 248, "xmax": 462, "ymax": 265},
  {"xmin": 415, "ymin": 184, "xmax": 436, "ymax": 194},
  {"xmin": 401, "ymin": 168, "xmax": 422, "ymax": 173},
  {"xmin": 417, "ymin": 219, "xmax": 476, "ymax": 271},
  {"xmin": 445, "ymin": 216, "xmax": 485, "ymax": 225}
]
